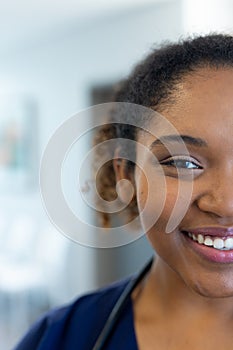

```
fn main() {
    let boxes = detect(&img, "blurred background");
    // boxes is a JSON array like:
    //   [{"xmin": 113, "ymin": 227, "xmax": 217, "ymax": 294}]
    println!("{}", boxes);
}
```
[{"xmin": 0, "ymin": 0, "xmax": 232, "ymax": 348}]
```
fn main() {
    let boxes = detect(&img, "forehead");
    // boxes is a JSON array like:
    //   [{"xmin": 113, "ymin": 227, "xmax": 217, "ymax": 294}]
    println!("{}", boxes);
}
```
[
  {"xmin": 139, "ymin": 67, "xmax": 233, "ymax": 144},
  {"xmin": 135, "ymin": 67, "xmax": 233, "ymax": 161},
  {"xmin": 160, "ymin": 67, "xmax": 233, "ymax": 128}
]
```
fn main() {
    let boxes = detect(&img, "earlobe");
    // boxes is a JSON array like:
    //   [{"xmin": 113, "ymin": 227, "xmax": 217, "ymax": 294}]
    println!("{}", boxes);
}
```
[{"xmin": 113, "ymin": 157, "xmax": 136, "ymax": 204}]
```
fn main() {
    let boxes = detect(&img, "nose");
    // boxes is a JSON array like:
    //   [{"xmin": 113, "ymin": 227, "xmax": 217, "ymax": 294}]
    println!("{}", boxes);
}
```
[{"xmin": 196, "ymin": 168, "xmax": 233, "ymax": 219}]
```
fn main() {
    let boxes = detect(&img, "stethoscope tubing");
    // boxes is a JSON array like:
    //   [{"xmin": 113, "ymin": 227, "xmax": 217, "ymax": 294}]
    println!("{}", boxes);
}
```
[{"xmin": 92, "ymin": 256, "xmax": 154, "ymax": 350}]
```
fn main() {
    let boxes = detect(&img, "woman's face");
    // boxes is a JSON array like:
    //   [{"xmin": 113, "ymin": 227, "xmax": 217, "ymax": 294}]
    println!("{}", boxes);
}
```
[{"xmin": 135, "ymin": 67, "xmax": 233, "ymax": 298}]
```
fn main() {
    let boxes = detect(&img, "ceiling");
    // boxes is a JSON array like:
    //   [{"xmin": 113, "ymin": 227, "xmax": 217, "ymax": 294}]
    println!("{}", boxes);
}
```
[{"xmin": 0, "ymin": 0, "xmax": 162, "ymax": 56}]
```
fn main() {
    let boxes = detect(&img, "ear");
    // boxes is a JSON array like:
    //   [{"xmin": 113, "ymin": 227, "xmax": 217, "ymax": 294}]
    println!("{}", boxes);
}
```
[{"xmin": 112, "ymin": 151, "xmax": 135, "ymax": 204}]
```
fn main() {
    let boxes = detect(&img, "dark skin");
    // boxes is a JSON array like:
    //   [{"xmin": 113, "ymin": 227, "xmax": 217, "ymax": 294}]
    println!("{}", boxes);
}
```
[{"xmin": 114, "ymin": 67, "xmax": 233, "ymax": 349}]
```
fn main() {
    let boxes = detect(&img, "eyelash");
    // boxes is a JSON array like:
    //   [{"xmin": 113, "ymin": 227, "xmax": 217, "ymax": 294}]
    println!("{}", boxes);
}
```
[{"xmin": 160, "ymin": 156, "xmax": 202, "ymax": 170}]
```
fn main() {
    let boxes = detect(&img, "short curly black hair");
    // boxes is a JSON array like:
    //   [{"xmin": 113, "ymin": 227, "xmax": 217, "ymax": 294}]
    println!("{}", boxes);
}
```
[
  {"xmin": 95, "ymin": 33, "xmax": 233, "ymax": 227},
  {"xmin": 116, "ymin": 33, "xmax": 233, "ymax": 105}
]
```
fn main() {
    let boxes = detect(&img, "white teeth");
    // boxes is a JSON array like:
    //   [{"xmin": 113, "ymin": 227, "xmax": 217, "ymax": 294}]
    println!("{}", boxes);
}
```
[
  {"xmin": 213, "ymin": 238, "xmax": 224, "ymax": 250},
  {"xmin": 224, "ymin": 238, "xmax": 233, "ymax": 250},
  {"xmin": 204, "ymin": 236, "xmax": 213, "ymax": 246},
  {"xmin": 187, "ymin": 232, "xmax": 233, "ymax": 250},
  {"xmin": 197, "ymin": 234, "xmax": 204, "ymax": 244}
]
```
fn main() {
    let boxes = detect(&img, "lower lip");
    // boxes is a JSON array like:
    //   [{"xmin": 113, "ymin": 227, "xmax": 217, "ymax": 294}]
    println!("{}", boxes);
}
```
[{"xmin": 182, "ymin": 233, "xmax": 233, "ymax": 263}]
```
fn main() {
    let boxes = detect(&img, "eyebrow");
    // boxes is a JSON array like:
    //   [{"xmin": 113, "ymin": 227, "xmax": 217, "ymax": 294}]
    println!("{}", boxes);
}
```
[{"xmin": 149, "ymin": 134, "xmax": 208, "ymax": 149}]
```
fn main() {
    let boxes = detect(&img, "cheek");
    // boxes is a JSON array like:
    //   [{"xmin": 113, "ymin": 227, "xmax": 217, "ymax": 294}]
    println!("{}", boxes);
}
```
[{"xmin": 135, "ymin": 166, "xmax": 180, "ymax": 233}]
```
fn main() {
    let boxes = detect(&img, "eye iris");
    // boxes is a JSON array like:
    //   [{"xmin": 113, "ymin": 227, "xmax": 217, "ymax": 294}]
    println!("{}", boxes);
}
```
[{"xmin": 170, "ymin": 159, "xmax": 198, "ymax": 169}]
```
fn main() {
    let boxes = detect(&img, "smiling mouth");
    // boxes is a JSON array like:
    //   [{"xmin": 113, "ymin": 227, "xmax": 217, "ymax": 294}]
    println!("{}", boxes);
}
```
[{"xmin": 183, "ymin": 231, "xmax": 233, "ymax": 251}]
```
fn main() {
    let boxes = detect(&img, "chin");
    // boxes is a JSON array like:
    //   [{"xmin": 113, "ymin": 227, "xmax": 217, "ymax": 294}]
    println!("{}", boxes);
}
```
[{"xmin": 190, "ymin": 280, "xmax": 233, "ymax": 299}]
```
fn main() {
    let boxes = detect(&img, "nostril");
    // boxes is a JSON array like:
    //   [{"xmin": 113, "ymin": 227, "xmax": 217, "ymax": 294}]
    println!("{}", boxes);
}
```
[{"xmin": 196, "ymin": 193, "xmax": 233, "ymax": 219}]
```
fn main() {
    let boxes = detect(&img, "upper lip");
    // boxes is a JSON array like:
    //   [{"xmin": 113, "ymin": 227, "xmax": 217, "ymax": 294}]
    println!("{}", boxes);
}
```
[{"xmin": 182, "ymin": 227, "xmax": 233, "ymax": 237}]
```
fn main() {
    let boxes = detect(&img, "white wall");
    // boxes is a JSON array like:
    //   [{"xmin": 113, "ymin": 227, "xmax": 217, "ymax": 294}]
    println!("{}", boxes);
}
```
[
  {"xmin": 0, "ymin": 0, "xmax": 184, "ymax": 302},
  {"xmin": 183, "ymin": 0, "xmax": 233, "ymax": 34}
]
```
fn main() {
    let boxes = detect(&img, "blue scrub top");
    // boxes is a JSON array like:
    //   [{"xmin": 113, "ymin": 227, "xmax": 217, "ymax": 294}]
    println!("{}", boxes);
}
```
[{"xmin": 14, "ymin": 277, "xmax": 139, "ymax": 350}]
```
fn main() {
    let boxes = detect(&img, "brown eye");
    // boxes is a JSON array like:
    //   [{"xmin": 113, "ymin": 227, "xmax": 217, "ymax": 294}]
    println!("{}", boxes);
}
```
[{"xmin": 161, "ymin": 157, "xmax": 202, "ymax": 170}]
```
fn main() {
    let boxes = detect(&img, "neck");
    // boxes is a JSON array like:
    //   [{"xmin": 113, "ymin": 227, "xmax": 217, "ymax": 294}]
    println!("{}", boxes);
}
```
[{"xmin": 133, "ymin": 256, "xmax": 233, "ymax": 325}]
